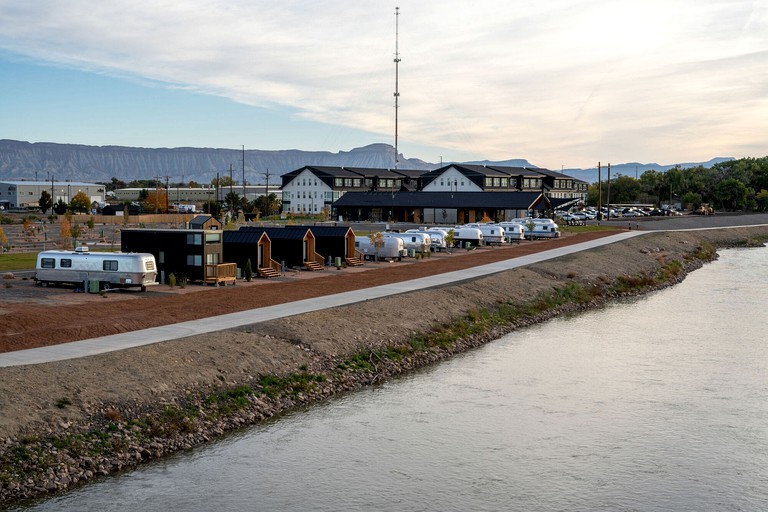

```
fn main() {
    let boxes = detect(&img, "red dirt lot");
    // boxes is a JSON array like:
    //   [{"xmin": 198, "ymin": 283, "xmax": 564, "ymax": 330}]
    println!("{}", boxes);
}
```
[{"xmin": 0, "ymin": 231, "xmax": 619, "ymax": 353}]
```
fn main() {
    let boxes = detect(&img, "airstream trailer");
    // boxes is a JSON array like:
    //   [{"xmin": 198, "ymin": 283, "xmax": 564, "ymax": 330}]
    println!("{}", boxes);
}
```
[
  {"xmin": 354, "ymin": 236, "xmax": 405, "ymax": 261},
  {"xmin": 451, "ymin": 227, "xmax": 484, "ymax": 248},
  {"xmin": 383, "ymin": 232, "xmax": 432, "ymax": 254},
  {"xmin": 35, "ymin": 247, "xmax": 158, "ymax": 292}
]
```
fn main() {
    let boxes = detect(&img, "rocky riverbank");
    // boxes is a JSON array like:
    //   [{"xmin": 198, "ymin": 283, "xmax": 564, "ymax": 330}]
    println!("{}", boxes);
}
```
[{"xmin": 2, "ymin": 226, "xmax": 768, "ymax": 506}]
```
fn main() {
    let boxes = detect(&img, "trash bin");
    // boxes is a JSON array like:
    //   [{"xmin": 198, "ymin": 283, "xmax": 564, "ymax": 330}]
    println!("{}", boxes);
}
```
[
  {"xmin": 465, "ymin": 242, "xmax": 471, "ymax": 249},
  {"xmin": 334, "ymin": 256, "xmax": 342, "ymax": 267},
  {"xmin": 88, "ymin": 280, "xmax": 100, "ymax": 293},
  {"xmin": 408, "ymin": 249, "xmax": 416, "ymax": 258}
]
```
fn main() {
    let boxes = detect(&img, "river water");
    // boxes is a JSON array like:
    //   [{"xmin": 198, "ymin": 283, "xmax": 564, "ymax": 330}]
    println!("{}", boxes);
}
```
[{"xmin": 10, "ymin": 246, "xmax": 768, "ymax": 511}]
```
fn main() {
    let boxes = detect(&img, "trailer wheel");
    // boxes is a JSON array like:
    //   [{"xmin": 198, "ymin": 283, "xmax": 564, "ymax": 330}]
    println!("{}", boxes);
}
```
[
  {"xmin": 101, "ymin": 282, "xmax": 110, "ymax": 292},
  {"xmin": 140, "ymin": 285, "xmax": 147, "ymax": 292}
]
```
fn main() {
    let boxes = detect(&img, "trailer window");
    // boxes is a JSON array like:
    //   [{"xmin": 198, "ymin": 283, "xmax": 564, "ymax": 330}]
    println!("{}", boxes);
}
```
[
  {"xmin": 40, "ymin": 258, "xmax": 56, "ymax": 269},
  {"xmin": 60, "ymin": 259, "xmax": 72, "ymax": 268},
  {"xmin": 145, "ymin": 260, "xmax": 155, "ymax": 271},
  {"xmin": 103, "ymin": 260, "xmax": 118, "ymax": 271}
]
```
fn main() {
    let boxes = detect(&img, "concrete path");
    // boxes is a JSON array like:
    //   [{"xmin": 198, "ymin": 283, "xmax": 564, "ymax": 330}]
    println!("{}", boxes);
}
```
[{"xmin": 3, "ymin": 220, "xmax": 764, "ymax": 368}]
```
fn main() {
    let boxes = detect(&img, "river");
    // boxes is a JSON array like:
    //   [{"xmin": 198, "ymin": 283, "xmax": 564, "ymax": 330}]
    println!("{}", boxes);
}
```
[{"xmin": 10, "ymin": 245, "xmax": 768, "ymax": 511}]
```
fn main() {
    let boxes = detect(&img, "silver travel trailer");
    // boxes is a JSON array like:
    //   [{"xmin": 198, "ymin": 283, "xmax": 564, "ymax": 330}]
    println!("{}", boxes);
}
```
[
  {"xmin": 524, "ymin": 222, "xmax": 561, "ymax": 239},
  {"xmin": 463, "ymin": 223, "xmax": 506, "ymax": 245},
  {"xmin": 383, "ymin": 232, "xmax": 432, "ymax": 254},
  {"xmin": 35, "ymin": 247, "xmax": 158, "ymax": 292},
  {"xmin": 406, "ymin": 228, "xmax": 447, "ymax": 252},
  {"xmin": 451, "ymin": 227, "xmax": 484, "ymax": 248},
  {"xmin": 498, "ymin": 222, "xmax": 525, "ymax": 241},
  {"xmin": 354, "ymin": 236, "xmax": 405, "ymax": 261}
]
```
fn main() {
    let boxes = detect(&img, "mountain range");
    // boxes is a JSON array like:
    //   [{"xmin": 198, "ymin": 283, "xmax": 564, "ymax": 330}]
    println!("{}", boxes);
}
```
[{"xmin": 0, "ymin": 139, "xmax": 731, "ymax": 185}]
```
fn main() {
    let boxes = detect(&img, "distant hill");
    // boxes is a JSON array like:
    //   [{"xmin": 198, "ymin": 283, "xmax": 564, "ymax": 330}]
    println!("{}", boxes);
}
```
[
  {"xmin": 562, "ymin": 158, "xmax": 734, "ymax": 184},
  {"xmin": 0, "ymin": 140, "xmax": 436, "ymax": 184},
  {"xmin": 0, "ymin": 139, "xmax": 731, "ymax": 185}
]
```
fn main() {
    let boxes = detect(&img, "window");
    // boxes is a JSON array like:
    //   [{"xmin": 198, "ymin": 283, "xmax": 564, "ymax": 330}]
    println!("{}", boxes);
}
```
[
  {"xmin": 103, "ymin": 260, "xmax": 118, "ymax": 271},
  {"xmin": 159, "ymin": 251, "xmax": 165, "ymax": 264},
  {"xmin": 187, "ymin": 233, "xmax": 202, "ymax": 245},
  {"xmin": 60, "ymin": 259, "xmax": 72, "ymax": 268},
  {"xmin": 335, "ymin": 178, "xmax": 343, "ymax": 187},
  {"xmin": 145, "ymin": 260, "xmax": 155, "ymax": 271},
  {"xmin": 187, "ymin": 254, "xmax": 202, "ymax": 266},
  {"xmin": 41, "ymin": 258, "xmax": 55, "ymax": 269},
  {"xmin": 205, "ymin": 233, "xmax": 221, "ymax": 243}
]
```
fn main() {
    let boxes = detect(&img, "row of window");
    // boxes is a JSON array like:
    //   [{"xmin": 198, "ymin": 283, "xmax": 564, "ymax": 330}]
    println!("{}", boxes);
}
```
[{"xmin": 40, "ymin": 258, "xmax": 120, "ymax": 271}]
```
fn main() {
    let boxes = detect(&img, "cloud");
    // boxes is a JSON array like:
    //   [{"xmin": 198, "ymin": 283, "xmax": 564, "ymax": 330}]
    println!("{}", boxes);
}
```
[{"xmin": 0, "ymin": 0, "xmax": 766, "ymax": 167}]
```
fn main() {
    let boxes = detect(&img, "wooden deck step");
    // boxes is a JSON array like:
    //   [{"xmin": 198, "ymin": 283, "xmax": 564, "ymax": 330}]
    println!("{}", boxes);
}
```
[
  {"xmin": 345, "ymin": 256, "xmax": 364, "ymax": 267},
  {"xmin": 304, "ymin": 261, "xmax": 324, "ymax": 271},
  {"xmin": 258, "ymin": 267, "xmax": 280, "ymax": 278}
]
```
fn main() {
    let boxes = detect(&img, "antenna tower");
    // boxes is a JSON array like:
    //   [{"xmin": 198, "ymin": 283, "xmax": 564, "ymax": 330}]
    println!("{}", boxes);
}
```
[{"xmin": 393, "ymin": 6, "xmax": 401, "ymax": 169}]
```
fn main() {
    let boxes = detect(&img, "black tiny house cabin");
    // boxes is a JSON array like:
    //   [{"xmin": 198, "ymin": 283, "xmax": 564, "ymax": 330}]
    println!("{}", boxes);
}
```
[
  {"xmin": 296, "ymin": 225, "xmax": 356, "ymax": 265},
  {"xmin": 239, "ymin": 226, "xmax": 319, "ymax": 269},
  {"xmin": 222, "ymin": 229, "xmax": 279, "ymax": 277},
  {"xmin": 121, "ymin": 228, "xmax": 232, "ymax": 285}
]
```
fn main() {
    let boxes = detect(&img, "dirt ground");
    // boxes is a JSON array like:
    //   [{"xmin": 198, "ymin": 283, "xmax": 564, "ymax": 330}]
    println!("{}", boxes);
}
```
[{"xmin": 1, "ymin": 225, "xmax": 767, "ymax": 439}]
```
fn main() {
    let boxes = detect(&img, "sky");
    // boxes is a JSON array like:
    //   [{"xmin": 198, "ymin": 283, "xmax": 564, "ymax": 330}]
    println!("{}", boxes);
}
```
[{"xmin": 0, "ymin": 0, "xmax": 766, "ymax": 170}]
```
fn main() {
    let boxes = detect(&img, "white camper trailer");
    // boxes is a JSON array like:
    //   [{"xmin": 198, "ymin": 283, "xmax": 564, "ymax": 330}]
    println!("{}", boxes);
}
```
[
  {"xmin": 463, "ymin": 223, "xmax": 506, "ymax": 245},
  {"xmin": 451, "ymin": 227, "xmax": 484, "ymax": 248},
  {"xmin": 383, "ymin": 232, "xmax": 432, "ymax": 254},
  {"xmin": 354, "ymin": 236, "xmax": 405, "ymax": 261},
  {"xmin": 406, "ymin": 229, "xmax": 447, "ymax": 252},
  {"xmin": 498, "ymin": 222, "xmax": 525, "ymax": 241},
  {"xmin": 524, "ymin": 222, "xmax": 561, "ymax": 239},
  {"xmin": 35, "ymin": 247, "xmax": 158, "ymax": 292}
]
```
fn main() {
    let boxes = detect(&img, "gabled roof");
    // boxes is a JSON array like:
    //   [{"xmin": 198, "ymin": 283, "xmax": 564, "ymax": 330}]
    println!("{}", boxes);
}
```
[
  {"xmin": 222, "ymin": 229, "xmax": 270, "ymax": 244},
  {"xmin": 294, "ymin": 225, "xmax": 353, "ymax": 238},
  {"xmin": 240, "ymin": 226, "xmax": 313, "ymax": 240}
]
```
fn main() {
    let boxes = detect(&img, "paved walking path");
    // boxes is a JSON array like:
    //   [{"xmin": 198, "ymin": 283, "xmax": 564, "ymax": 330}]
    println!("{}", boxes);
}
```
[
  {"xmin": 0, "ymin": 231, "xmax": 646, "ymax": 367},
  {"xmin": 4, "ymin": 216, "xmax": 767, "ymax": 368}
]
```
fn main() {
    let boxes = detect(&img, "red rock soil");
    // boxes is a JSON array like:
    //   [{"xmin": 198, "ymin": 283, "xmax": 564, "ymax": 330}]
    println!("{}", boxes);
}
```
[{"xmin": 0, "ymin": 231, "xmax": 619, "ymax": 353}]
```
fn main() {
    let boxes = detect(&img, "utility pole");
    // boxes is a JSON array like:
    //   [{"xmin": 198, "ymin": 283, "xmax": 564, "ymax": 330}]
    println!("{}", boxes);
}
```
[
  {"xmin": 393, "ymin": 6, "xmax": 401, "ymax": 169},
  {"xmin": 263, "ymin": 168, "xmax": 273, "ymax": 218},
  {"xmin": 242, "ymin": 145, "xmax": 246, "ymax": 199},
  {"xmin": 597, "ymin": 162, "xmax": 602, "ymax": 221},
  {"xmin": 606, "ymin": 164, "xmax": 611, "ymax": 220},
  {"xmin": 164, "ymin": 175, "xmax": 170, "ymax": 213}
]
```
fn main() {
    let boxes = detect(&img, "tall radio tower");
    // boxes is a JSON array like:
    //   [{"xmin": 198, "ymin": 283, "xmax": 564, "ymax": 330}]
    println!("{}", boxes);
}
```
[{"xmin": 393, "ymin": 6, "xmax": 401, "ymax": 169}]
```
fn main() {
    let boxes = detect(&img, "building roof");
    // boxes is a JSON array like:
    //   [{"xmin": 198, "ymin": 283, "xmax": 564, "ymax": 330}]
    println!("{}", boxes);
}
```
[
  {"xmin": 240, "ymin": 226, "xmax": 312, "ymax": 240},
  {"xmin": 0, "ymin": 180, "xmax": 102, "ymax": 187},
  {"xmin": 294, "ymin": 225, "xmax": 353, "ymax": 237},
  {"xmin": 222, "ymin": 229, "xmax": 270, "ymax": 244},
  {"xmin": 334, "ymin": 191, "xmax": 551, "ymax": 209}
]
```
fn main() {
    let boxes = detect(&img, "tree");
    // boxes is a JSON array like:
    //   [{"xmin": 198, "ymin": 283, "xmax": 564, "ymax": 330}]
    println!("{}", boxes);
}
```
[
  {"xmin": 714, "ymin": 178, "xmax": 748, "ymax": 211},
  {"xmin": 53, "ymin": 198, "xmax": 68, "ymax": 215},
  {"xmin": 244, "ymin": 258, "xmax": 253, "ymax": 282},
  {"xmin": 59, "ymin": 216, "xmax": 72, "ymax": 249},
  {"xmin": 369, "ymin": 232, "xmax": 384, "ymax": 261},
  {"xmin": 143, "ymin": 190, "xmax": 168, "ymax": 213},
  {"xmin": 212, "ymin": 175, "xmax": 236, "ymax": 188},
  {"xmin": 224, "ymin": 191, "xmax": 241, "ymax": 213},
  {"xmin": 107, "ymin": 177, "xmax": 127, "ymax": 191},
  {"xmin": 69, "ymin": 191, "xmax": 91, "ymax": 213},
  {"xmin": 681, "ymin": 191, "xmax": 703, "ymax": 211},
  {"xmin": 70, "ymin": 222, "xmax": 82, "ymax": 247},
  {"xmin": 0, "ymin": 226, "xmax": 8, "ymax": 253},
  {"xmin": 755, "ymin": 189, "xmax": 768, "ymax": 212},
  {"xmin": 39, "ymin": 190, "xmax": 53, "ymax": 213}
]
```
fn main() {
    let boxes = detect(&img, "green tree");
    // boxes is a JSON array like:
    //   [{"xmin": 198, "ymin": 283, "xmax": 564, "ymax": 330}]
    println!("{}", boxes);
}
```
[
  {"xmin": 714, "ymin": 178, "xmax": 748, "ymax": 211},
  {"xmin": 755, "ymin": 189, "xmax": 768, "ymax": 212},
  {"xmin": 39, "ymin": 190, "xmax": 53, "ymax": 213},
  {"xmin": 53, "ymin": 198, "xmax": 67, "ymax": 215},
  {"xmin": 244, "ymin": 258, "xmax": 253, "ymax": 282},
  {"xmin": 69, "ymin": 191, "xmax": 91, "ymax": 213},
  {"xmin": 70, "ymin": 221, "xmax": 82, "ymax": 247},
  {"xmin": 681, "ymin": 191, "xmax": 703, "ymax": 211},
  {"xmin": 224, "ymin": 191, "xmax": 241, "ymax": 213}
]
